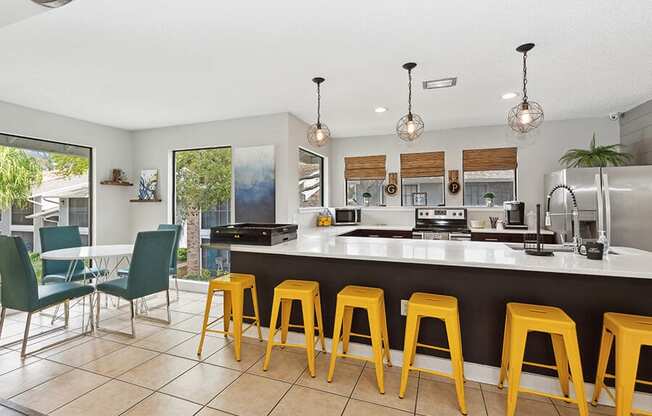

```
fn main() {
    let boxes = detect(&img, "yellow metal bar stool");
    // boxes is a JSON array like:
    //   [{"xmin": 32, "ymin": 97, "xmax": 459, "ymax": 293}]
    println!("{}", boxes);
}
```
[
  {"xmin": 197, "ymin": 273, "xmax": 263, "ymax": 361},
  {"xmin": 399, "ymin": 292, "xmax": 467, "ymax": 414},
  {"xmin": 328, "ymin": 285, "xmax": 392, "ymax": 393},
  {"xmin": 592, "ymin": 312, "xmax": 652, "ymax": 416},
  {"xmin": 263, "ymin": 280, "xmax": 326, "ymax": 377},
  {"xmin": 498, "ymin": 302, "xmax": 589, "ymax": 416}
]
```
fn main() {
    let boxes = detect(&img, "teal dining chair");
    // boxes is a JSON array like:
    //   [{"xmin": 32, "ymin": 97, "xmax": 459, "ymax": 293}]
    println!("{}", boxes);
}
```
[
  {"xmin": 0, "ymin": 236, "xmax": 95, "ymax": 357},
  {"xmin": 39, "ymin": 225, "xmax": 108, "ymax": 284},
  {"xmin": 118, "ymin": 223, "xmax": 183, "ymax": 300},
  {"xmin": 95, "ymin": 230, "xmax": 176, "ymax": 337}
]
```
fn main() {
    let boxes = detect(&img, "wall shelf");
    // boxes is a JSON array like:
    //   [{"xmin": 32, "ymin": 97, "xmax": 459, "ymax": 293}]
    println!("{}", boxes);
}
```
[
  {"xmin": 100, "ymin": 180, "xmax": 133, "ymax": 186},
  {"xmin": 129, "ymin": 199, "xmax": 162, "ymax": 203}
]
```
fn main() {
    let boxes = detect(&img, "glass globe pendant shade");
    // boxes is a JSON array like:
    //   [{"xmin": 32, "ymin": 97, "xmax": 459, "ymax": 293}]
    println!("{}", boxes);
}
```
[
  {"xmin": 396, "ymin": 113, "xmax": 424, "ymax": 142},
  {"xmin": 31, "ymin": 0, "xmax": 74, "ymax": 7},
  {"xmin": 307, "ymin": 122, "xmax": 331, "ymax": 147},
  {"xmin": 507, "ymin": 100, "xmax": 544, "ymax": 134}
]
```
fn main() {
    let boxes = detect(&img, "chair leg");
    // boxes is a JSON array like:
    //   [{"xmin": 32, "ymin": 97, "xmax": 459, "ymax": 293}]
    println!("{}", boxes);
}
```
[
  {"xmin": 250, "ymin": 283, "xmax": 263, "ymax": 342},
  {"xmin": 129, "ymin": 300, "xmax": 136, "ymax": 338},
  {"xmin": 563, "ymin": 330, "xmax": 589, "ymax": 416},
  {"xmin": 95, "ymin": 292, "xmax": 101, "ymax": 328},
  {"xmin": 174, "ymin": 275, "xmax": 180, "ymax": 302},
  {"xmin": 223, "ymin": 291, "xmax": 232, "ymax": 337},
  {"xmin": 591, "ymin": 327, "xmax": 614, "ymax": 405},
  {"xmin": 88, "ymin": 294, "xmax": 94, "ymax": 332},
  {"xmin": 64, "ymin": 300, "xmax": 70, "ymax": 329},
  {"xmin": 380, "ymin": 299, "xmax": 392, "ymax": 367},
  {"xmin": 341, "ymin": 306, "xmax": 353, "ymax": 354},
  {"xmin": 551, "ymin": 333, "xmax": 570, "ymax": 397},
  {"xmin": 368, "ymin": 306, "xmax": 385, "ymax": 394},
  {"xmin": 506, "ymin": 324, "xmax": 527, "ymax": 416},
  {"xmin": 21, "ymin": 313, "xmax": 32, "ymax": 358},
  {"xmin": 231, "ymin": 288, "xmax": 244, "ymax": 362},
  {"xmin": 263, "ymin": 292, "xmax": 281, "ymax": 371},
  {"xmin": 197, "ymin": 287, "xmax": 214, "ymax": 357},
  {"xmin": 614, "ymin": 335, "xmax": 640, "ymax": 416},
  {"xmin": 410, "ymin": 316, "xmax": 421, "ymax": 366},
  {"xmin": 498, "ymin": 312, "xmax": 512, "ymax": 389},
  {"xmin": 0, "ymin": 307, "xmax": 6, "ymax": 340},
  {"xmin": 166, "ymin": 290, "xmax": 172, "ymax": 324},
  {"xmin": 301, "ymin": 297, "xmax": 316, "ymax": 378},
  {"xmin": 399, "ymin": 310, "xmax": 419, "ymax": 399},
  {"xmin": 327, "ymin": 301, "xmax": 345, "ymax": 383},
  {"xmin": 314, "ymin": 291, "xmax": 326, "ymax": 352},
  {"xmin": 445, "ymin": 314, "xmax": 467, "ymax": 415}
]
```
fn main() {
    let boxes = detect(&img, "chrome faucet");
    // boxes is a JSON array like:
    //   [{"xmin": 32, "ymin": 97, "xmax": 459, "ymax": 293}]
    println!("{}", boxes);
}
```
[{"xmin": 545, "ymin": 184, "xmax": 582, "ymax": 253}]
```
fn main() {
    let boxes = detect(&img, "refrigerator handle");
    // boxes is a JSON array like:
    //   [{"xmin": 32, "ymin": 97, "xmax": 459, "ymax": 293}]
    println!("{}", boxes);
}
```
[
  {"xmin": 595, "ymin": 173, "xmax": 604, "ymax": 233},
  {"xmin": 603, "ymin": 172, "xmax": 612, "ymax": 241}
]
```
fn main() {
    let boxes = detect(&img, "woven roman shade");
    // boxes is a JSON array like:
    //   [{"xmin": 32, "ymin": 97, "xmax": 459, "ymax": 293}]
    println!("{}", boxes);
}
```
[
  {"xmin": 400, "ymin": 152, "xmax": 445, "ymax": 178},
  {"xmin": 463, "ymin": 147, "xmax": 517, "ymax": 172},
  {"xmin": 344, "ymin": 155, "xmax": 387, "ymax": 180}
]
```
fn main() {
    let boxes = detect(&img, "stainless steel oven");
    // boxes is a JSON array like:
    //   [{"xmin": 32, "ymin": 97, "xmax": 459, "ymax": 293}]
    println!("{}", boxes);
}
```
[{"xmin": 329, "ymin": 208, "xmax": 362, "ymax": 225}]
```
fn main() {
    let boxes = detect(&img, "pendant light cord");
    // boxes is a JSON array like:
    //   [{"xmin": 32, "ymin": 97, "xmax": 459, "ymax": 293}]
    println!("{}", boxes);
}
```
[
  {"xmin": 316, "ymin": 82, "xmax": 321, "ymax": 126},
  {"xmin": 522, "ymin": 52, "xmax": 528, "ymax": 103},
  {"xmin": 407, "ymin": 68, "xmax": 413, "ymax": 115}
]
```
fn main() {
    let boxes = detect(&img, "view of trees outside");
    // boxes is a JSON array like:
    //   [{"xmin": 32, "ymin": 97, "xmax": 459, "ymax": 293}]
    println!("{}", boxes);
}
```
[
  {"xmin": 174, "ymin": 147, "xmax": 232, "ymax": 279},
  {"xmin": 299, "ymin": 148, "xmax": 323, "ymax": 208}
]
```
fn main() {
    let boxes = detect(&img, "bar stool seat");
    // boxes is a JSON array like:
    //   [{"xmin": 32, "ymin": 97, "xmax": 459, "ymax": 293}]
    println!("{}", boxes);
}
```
[
  {"xmin": 328, "ymin": 285, "xmax": 392, "ymax": 393},
  {"xmin": 592, "ymin": 312, "xmax": 652, "ymax": 416},
  {"xmin": 197, "ymin": 273, "xmax": 263, "ymax": 361},
  {"xmin": 498, "ymin": 302, "xmax": 589, "ymax": 416},
  {"xmin": 399, "ymin": 292, "xmax": 466, "ymax": 415},
  {"xmin": 263, "ymin": 279, "xmax": 326, "ymax": 377}
]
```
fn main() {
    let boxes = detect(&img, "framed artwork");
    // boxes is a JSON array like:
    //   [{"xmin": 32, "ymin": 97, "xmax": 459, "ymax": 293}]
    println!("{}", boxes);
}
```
[
  {"xmin": 233, "ymin": 145, "xmax": 276, "ymax": 223},
  {"xmin": 138, "ymin": 169, "xmax": 158, "ymax": 200}
]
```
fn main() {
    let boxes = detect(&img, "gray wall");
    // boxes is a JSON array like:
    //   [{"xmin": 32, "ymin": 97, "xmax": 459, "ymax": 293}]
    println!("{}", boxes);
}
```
[{"xmin": 620, "ymin": 99, "xmax": 652, "ymax": 165}]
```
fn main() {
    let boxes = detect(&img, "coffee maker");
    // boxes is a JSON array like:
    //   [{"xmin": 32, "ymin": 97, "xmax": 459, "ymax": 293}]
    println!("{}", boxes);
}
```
[{"xmin": 504, "ymin": 201, "xmax": 527, "ymax": 229}]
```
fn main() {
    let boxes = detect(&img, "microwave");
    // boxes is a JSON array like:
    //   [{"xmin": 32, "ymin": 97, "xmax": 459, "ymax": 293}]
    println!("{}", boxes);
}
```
[{"xmin": 329, "ymin": 208, "xmax": 362, "ymax": 225}]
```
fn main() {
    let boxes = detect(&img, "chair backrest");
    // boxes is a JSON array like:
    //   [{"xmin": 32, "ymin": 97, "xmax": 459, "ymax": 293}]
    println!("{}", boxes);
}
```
[
  {"xmin": 126, "ymin": 230, "xmax": 176, "ymax": 299},
  {"xmin": 0, "ymin": 236, "xmax": 39, "ymax": 312},
  {"xmin": 39, "ymin": 226, "xmax": 84, "ymax": 276},
  {"xmin": 157, "ymin": 224, "xmax": 182, "ymax": 271}
]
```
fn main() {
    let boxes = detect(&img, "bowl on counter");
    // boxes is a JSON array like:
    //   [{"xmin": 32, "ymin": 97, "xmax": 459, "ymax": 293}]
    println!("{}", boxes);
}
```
[{"xmin": 469, "ymin": 220, "xmax": 484, "ymax": 229}]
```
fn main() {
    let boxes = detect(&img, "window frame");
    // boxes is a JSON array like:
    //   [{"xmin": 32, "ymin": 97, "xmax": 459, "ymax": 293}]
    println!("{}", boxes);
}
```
[
  {"xmin": 462, "ymin": 168, "xmax": 518, "ymax": 207},
  {"xmin": 400, "ymin": 176, "xmax": 446, "ymax": 207},
  {"xmin": 298, "ymin": 147, "xmax": 325, "ymax": 209},
  {"xmin": 344, "ymin": 178, "xmax": 386, "ymax": 207}
]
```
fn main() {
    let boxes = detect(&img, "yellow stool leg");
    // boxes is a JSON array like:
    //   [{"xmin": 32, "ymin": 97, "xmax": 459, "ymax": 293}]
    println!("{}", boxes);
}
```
[
  {"xmin": 506, "ymin": 324, "xmax": 527, "ymax": 416},
  {"xmin": 380, "ymin": 299, "xmax": 392, "ymax": 367},
  {"xmin": 368, "ymin": 305, "xmax": 386, "ymax": 394},
  {"xmin": 399, "ymin": 310, "xmax": 419, "ymax": 399},
  {"xmin": 197, "ymin": 286, "xmax": 214, "ymax": 356},
  {"xmin": 591, "ymin": 327, "xmax": 614, "ymax": 405},
  {"xmin": 301, "ymin": 296, "xmax": 316, "ymax": 377},
  {"xmin": 445, "ymin": 313, "xmax": 467, "ymax": 415},
  {"xmin": 280, "ymin": 299, "xmax": 292, "ymax": 346},
  {"xmin": 328, "ymin": 301, "xmax": 346, "ymax": 383},
  {"xmin": 498, "ymin": 312, "xmax": 512, "ymax": 389},
  {"xmin": 250, "ymin": 283, "xmax": 263, "ymax": 342},
  {"xmin": 409, "ymin": 316, "xmax": 421, "ymax": 366},
  {"xmin": 263, "ymin": 292, "xmax": 281, "ymax": 371},
  {"xmin": 231, "ymin": 287, "xmax": 244, "ymax": 362},
  {"xmin": 563, "ymin": 329, "xmax": 589, "ymax": 416},
  {"xmin": 615, "ymin": 336, "xmax": 640, "ymax": 416},
  {"xmin": 223, "ymin": 290, "xmax": 232, "ymax": 337},
  {"xmin": 341, "ymin": 306, "xmax": 353, "ymax": 354},
  {"xmin": 314, "ymin": 292, "xmax": 326, "ymax": 352},
  {"xmin": 551, "ymin": 333, "xmax": 570, "ymax": 397}
]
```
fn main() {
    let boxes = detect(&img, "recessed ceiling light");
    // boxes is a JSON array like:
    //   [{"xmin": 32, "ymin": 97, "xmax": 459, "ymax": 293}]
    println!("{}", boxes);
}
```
[
  {"xmin": 422, "ymin": 77, "xmax": 457, "ymax": 89},
  {"xmin": 502, "ymin": 92, "xmax": 518, "ymax": 100},
  {"xmin": 374, "ymin": 107, "xmax": 388, "ymax": 113}
]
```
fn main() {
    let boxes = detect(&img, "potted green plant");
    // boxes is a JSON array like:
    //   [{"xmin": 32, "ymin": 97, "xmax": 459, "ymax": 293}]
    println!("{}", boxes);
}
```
[
  {"xmin": 559, "ymin": 133, "xmax": 633, "ymax": 168},
  {"xmin": 362, "ymin": 192, "xmax": 372, "ymax": 207},
  {"xmin": 483, "ymin": 192, "xmax": 496, "ymax": 207}
]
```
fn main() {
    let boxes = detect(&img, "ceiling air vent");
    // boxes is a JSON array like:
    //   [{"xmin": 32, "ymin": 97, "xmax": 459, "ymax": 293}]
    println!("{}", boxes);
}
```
[
  {"xmin": 30, "ymin": 0, "xmax": 74, "ymax": 8},
  {"xmin": 422, "ymin": 77, "xmax": 457, "ymax": 90}
]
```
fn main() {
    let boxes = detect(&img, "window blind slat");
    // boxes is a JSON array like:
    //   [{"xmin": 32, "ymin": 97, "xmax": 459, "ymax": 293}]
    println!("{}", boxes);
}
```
[
  {"xmin": 345, "ymin": 155, "xmax": 387, "ymax": 180},
  {"xmin": 400, "ymin": 152, "xmax": 445, "ymax": 178},
  {"xmin": 463, "ymin": 147, "xmax": 517, "ymax": 172}
]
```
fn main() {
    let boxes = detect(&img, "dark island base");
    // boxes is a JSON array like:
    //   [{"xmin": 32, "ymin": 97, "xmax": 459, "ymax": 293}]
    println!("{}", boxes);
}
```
[{"xmin": 231, "ymin": 251, "xmax": 652, "ymax": 387}]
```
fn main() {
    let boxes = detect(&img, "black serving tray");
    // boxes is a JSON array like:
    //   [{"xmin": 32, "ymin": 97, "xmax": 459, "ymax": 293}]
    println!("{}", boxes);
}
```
[{"xmin": 210, "ymin": 223, "xmax": 298, "ymax": 246}]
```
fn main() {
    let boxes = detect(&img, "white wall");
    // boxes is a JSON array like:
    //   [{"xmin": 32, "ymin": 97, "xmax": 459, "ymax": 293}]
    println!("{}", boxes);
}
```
[
  {"xmin": 129, "ymin": 112, "xmax": 330, "ymax": 238},
  {"xmin": 0, "ymin": 100, "xmax": 133, "ymax": 244},
  {"xmin": 329, "ymin": 117, "xmax": 620, "ymax": 215}
]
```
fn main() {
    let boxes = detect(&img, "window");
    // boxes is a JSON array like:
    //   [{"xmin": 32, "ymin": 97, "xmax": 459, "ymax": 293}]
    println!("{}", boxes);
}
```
[
  {"xmin": 400, "ymin": 152, "xmax": 445, "ymax": 206},
  {"xmin": 11, "ymin": 202, "xmax": 34, "ymax": 225},
  {"xmin": 344, "ymin": 155, "xmax": 386, "ymax": 206},
  {"xmin": 299, "ymin": 148, "xmax": 324, "ymax": 208},
  {"xmin": 68, "ymin": 198, "xmax": 89, "ymax": 227},
  {"xmin": 463, "ymin": 147, "xmax": 517, "ymax": 206}
]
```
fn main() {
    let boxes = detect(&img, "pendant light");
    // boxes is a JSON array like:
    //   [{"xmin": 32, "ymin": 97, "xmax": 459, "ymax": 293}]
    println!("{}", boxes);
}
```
[
  {"xmin": 30, "ymin": 0, "xmax": 73, "ymax": 7},
  {"xmin": 507, "ymin": 43, "xmax": 544, "ymax": 134},
  {"xmin": 307, "ymin": 77, "xmax": 331, "ymax": 147},
  {"xmin": 396, "ymin": 62, "xmax": 424, "ymax": 142}
]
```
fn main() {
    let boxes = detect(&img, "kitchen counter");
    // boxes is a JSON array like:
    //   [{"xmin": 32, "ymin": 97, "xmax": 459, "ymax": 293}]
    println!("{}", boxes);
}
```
[
  {"xmin": 470, "ymin": 227, "xmax": 554, "ymax": 235},
  {"xmin": 223, "ymin": 224, "xmax": 652, "ymax": 389},
  {"xmin": 219, "ymin": 225, "xmax": 652, "ymax": 280}
]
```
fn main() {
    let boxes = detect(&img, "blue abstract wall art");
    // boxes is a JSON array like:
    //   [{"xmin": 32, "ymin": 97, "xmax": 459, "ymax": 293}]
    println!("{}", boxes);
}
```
[{"xmin": 233, "ymin": 145, "xmax": 275, "ymax": 223}]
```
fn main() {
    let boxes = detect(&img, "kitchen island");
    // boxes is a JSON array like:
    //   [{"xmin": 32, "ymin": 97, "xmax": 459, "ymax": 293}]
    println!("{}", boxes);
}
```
[{"xmin": 216, "ymin": 226, "xmax": 652, "ymax": 391}]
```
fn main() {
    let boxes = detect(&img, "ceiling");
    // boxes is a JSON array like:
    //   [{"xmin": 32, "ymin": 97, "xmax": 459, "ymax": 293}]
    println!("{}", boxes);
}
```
[{"xmin": 0, "ymin": 0, "xmax": 651, "ymax": 137}]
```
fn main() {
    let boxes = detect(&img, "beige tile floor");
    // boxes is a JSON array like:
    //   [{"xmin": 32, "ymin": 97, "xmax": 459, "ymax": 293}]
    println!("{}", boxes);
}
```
[{"xmin": 0, "ymin": 290, "xmax": 619, "ymax": 416}]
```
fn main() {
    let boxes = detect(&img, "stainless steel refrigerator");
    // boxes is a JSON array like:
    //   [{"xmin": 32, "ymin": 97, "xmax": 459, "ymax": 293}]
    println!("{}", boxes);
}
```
[{"xmin": 544, "ymin": 166, "xmax": 652, "ymax": 252}]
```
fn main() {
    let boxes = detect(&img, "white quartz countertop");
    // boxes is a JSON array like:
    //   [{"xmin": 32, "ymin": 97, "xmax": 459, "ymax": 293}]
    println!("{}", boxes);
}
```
[{"xmin": 223, "ymin": 225, "xmax": 652, "ymax": 280}]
